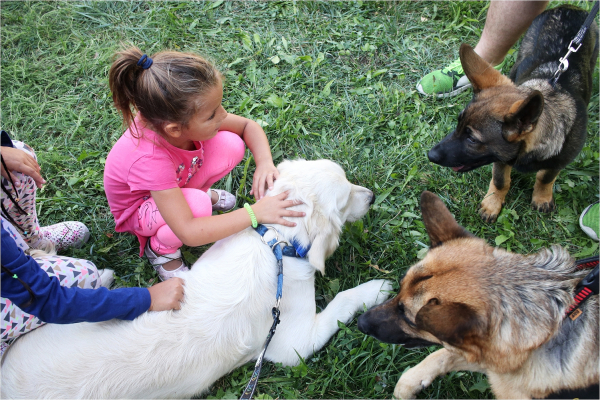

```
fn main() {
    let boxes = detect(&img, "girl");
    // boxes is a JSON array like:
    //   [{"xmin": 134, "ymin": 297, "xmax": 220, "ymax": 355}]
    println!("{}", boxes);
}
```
[{"xmin": 105, "ymin": 47, "xmax": 303, "ymax": 281}]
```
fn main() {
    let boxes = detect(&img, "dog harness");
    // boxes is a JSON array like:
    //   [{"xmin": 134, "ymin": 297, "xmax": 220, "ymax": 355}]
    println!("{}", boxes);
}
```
[
  {"xmin": 565, "ymin": 255, "xmax": 599, "ymax": 321},
  {"xmin": 239, "ymin": 225, "xmax": 310, "ymax": 400},
  {"xmin": 551, "ymin": 1, "xmax": 599, "ymax": 87}
]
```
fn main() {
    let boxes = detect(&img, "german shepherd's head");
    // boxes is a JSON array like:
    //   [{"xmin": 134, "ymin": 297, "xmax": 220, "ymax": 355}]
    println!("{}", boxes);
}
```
[
  {"xmin": 358, "ymin": 191, "xmax": 588, "ymax": 372},
  {"xmin": 427, "ymin": 44, "xmax": 544, "ymax": 172}
]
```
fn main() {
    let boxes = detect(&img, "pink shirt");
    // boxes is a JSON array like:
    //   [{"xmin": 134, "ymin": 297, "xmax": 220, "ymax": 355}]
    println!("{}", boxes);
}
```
[{"xmin": 104, "ymin": 121, "xmax": 205, "ymax": 252}]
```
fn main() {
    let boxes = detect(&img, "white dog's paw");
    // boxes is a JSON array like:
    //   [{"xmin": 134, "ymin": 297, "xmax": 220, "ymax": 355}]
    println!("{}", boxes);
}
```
[
  {"xmin": 356, "ymin": 279, "xmax": 394, "ymax": 309},
  {"xmin": 393, "ymin": 366, "xmax": 432, "ymax": 399}
]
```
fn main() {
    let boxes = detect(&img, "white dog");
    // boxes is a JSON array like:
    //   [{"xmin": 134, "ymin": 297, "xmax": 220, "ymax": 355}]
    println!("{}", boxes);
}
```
[{"xmin": 1, "ymin": 159, "xmax": 392, "ymax": 399}]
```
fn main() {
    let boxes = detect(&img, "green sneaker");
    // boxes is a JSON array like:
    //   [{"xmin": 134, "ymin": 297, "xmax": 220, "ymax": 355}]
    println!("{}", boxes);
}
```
[
  {"xmin": 416, "ymin": 52, "xmax": 511, "ymax": 98},
  {"xmin": 579, "ymin": 202, "xmax": 599, "ymax": 241}
]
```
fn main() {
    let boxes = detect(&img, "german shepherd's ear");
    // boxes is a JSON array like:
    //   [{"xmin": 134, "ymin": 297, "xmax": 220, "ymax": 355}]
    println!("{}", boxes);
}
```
[
  {"xmin": 459, "ymin": 43, "xmax": 513, "ymax": 93},
  {"xmin": 416, "ymin": 299, "xmax": 485, "ymax": 350},
  {"xmin": 502, "ymin": 91, "xmax": 544, "ymax": 142},
  {"xmin": 420, "ymin": 191, "xmax": 472, "ymax": 247}
]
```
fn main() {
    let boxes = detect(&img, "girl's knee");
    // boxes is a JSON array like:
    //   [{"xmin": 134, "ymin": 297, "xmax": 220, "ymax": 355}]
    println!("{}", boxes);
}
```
[
  {"xmin": 35, "ymin": 256, "xmax": 101, "ymax": 289},
  {"xmin": 205, "ymin": 130, "xmax": 246, "ymax": 165},
  {"xmin": 180, "ymin": 188, "xmax": 213, "ymax": 217}
]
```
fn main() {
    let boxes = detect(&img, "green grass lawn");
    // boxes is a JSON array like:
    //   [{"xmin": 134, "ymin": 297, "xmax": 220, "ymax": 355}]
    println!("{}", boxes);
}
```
[{"xmin": 1, "ymin": 1, "xmax": 598, "ymax": 399}]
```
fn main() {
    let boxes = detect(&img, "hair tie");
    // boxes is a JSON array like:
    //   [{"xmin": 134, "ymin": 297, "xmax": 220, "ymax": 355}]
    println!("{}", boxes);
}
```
[{"xmin": 137, "ymin": 54, "xmax": 153, "ymax": 70}]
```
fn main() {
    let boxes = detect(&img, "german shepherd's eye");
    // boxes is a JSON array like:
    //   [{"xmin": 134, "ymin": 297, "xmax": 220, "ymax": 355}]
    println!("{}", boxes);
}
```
[{"xmin": 465, "ymin": 127, "xmax": 479, "ymax": 144}]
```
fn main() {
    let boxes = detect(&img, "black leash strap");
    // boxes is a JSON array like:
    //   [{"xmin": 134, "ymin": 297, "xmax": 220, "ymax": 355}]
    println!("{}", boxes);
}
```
[
  {"xmin": 551, "ymin": 1, "xmax": 599, "ymax": 87},
  {"xmin": 565, "ymin": 255, "xmax": 599, "ymax": 320},
  {"xmin": 239, "ymin": 307, "xmax": 280, "ymax": 400}
]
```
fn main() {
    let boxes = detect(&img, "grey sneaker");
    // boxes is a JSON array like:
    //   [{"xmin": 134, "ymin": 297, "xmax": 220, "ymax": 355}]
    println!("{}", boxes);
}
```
[
  {"xmin": 211, "ymin": 188, "xmax": 236, "ymax": 212},
  {"xmin": 144, "ymin": 242, "xmax": 189, "ymax": 281}
]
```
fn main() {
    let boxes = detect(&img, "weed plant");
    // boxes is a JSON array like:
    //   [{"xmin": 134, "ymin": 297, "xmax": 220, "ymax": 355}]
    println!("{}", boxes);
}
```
[{"xmin": 1, "ymin": 1, "xmax": 598, "ymax": 399}]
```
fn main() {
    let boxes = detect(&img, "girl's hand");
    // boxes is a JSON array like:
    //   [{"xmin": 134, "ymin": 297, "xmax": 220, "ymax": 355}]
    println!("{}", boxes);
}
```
[
  {"xmin": 250, "ymin": 162, "xmax": 279, "ymax": 200},
  {"xmin": 251, "ymin": 191, "xmax": 305, "ymax": 227},
  {"xmin": 147, "ymin": 277, "xmax": 185, "ymax": 311},
  {"xmin": 1, "ymin": 147, "xmax": 46, "ymax": 188}
]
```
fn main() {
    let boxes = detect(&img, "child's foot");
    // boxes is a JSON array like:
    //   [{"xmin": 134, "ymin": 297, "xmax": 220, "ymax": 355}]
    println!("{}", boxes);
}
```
[
  {"xmin": 210, "ymin": 188, "xmax": 236, "ymax": 212},
  {"xmin": 416, "ymin": 52, "xmax": 510, "ymax": 98},
  {"xmin": 29, "ymin": 221, "xmax": 90, "ymax": 252},
  {"xmin": 98, "ymin": 269, "xmax": 115, "ymax": 288},
  {"xmin": 580, "ymin": 202, "xmax": 599, "ymax": 241},
  {"xmin": 144, "ymin": 243, "xmax": 189, "ymax": 281}
]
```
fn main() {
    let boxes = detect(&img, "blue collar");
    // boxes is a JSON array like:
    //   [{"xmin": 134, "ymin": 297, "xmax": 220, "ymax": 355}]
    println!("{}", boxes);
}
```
[{"xmin": 254, "ymin": 224, "xmax": 310, "ymax": 258}]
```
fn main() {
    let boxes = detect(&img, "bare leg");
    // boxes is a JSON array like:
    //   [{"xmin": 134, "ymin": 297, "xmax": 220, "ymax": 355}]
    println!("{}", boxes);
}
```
[{"xmin": 474, "ymin": 0, "xmax": 549, "ymax": 66}]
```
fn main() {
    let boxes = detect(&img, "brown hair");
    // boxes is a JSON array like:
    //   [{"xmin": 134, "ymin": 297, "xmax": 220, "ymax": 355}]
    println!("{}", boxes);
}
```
[{"xmin": 108, "ymin": 46, "xmax": 222, "ymax": 137}]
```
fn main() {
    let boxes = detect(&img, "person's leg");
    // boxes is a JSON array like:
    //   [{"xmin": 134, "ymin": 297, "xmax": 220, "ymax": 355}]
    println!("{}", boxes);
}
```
[
  {"xmin": 417, "ymin": 0, "xmax": 548, "ymax": 97},
  {"xmin": 475, "ymin": 0, "xmax": 549, "ymax": 66},
  {"xmin": 195, "ymin": 130, "xmax": 246, "ymax": 192},
  {"xmin": 1, "ymin": 255, "xmax": 102, "ymax": 355},
  {"xmin": 135, "ymin": 188, "xmax": 212, "ymax": 278},
  {"xmin": 1, "ymin": 141, "xmax": 90, "ymax": 251},
  {"xmin": 1, "ymin": 141, "xmax": 42, "ymax": 243}
]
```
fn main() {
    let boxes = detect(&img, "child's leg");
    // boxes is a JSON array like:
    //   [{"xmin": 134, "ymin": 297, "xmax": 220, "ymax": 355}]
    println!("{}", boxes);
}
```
[
  {"xmin": 0, "ymin": 141, "xmax": 41, "ymax": 242},
  {"xmin": 135, "ymin": 188, "xmax": 213, "ymax": 255},
  {"xmin": 194, "ymin": 130, "xmax": 246, "ymax": 192},
  {"xmin": 0, "ymin": 255, "xmax": 101, "ymax": 355},
  {"xmin": 0, "ymin": 141, "xmax": 89, "ymax": 251}
]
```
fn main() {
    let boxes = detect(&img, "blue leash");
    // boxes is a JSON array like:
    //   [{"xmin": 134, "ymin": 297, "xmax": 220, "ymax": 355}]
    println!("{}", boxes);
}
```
[{"xmin": 239, "ymin": 225, "xmax": 309, "ymax": 400}]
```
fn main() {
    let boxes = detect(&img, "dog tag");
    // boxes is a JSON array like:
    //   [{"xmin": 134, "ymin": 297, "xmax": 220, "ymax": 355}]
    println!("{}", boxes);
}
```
[{"xmin": 569, "ymin": 308, "xmax": 583, "ymax": 321}]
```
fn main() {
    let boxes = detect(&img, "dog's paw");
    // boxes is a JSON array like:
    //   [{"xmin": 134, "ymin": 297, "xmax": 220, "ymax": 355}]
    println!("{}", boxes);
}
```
[
  {"xmin": 394, "ymin": 367, "xmax": 432, "ymax": 399},
  {"xmin": 531, "ymin": 198, "xmax": 555, "ymax": 213},
  {"xmin": 479, "ymin": 196, "xmax": 504, "ymax": 223},
  {"xmin": 359, "ymin": 279, "xmax": 394, "ymax": 309}
]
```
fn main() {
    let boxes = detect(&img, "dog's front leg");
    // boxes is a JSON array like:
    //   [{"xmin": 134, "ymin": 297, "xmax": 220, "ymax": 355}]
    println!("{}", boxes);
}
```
[
  {"xmin": 479, "ymin": 162, "xmax": 512, "ymax": 223},
  {"xmin": 266, "ymin": 279, "xmax": 392, "ymax": 366},
  {"xmin": 531, "ymin": 169, "xmax": 559, "ymax": 213},
  {"xmin": 394, "ymin": 348, "xmax": 485, "ymax": 399}
]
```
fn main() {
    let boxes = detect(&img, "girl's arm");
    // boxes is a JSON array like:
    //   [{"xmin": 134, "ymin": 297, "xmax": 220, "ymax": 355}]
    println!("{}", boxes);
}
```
[
  {"xmin": 219, "ymin": 113, "xmax": 277, "ymax": 200},
  {"xmin": 151, "ymin": 188, "xmax": 304, "ymax": 247}
]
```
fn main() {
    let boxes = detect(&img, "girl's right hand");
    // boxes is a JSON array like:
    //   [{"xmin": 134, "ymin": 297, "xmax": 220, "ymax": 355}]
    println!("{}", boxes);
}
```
[
  {"xmin": 147, "ymin": 277, "xmax": 185, "ymax": 311},
  {"xmin": 1, "ymin": 146, "xmax": 46, "ymax": 188},
  {"xmin": 251, "ymin": 191, "xmax": 305, "ymax": 227}
]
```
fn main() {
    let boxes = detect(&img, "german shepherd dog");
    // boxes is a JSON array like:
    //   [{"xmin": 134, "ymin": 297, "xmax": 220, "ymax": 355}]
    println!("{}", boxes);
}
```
[
  {"xmin": 427, "ymin": 6, "xmax": 598, "ymax": 222},
  {"xmin": 358, "ymin": 191, "xmax": 599, "ymax": 399}
]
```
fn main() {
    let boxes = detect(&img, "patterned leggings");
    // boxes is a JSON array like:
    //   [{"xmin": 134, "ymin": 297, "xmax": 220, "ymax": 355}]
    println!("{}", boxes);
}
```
[
  {"xmin": 0, "ymin": 141, "xmax": 103, "ymax": 356},
  {"xmin": 1, "ymin": 140, "xmax": 41, "ymax": 243}
]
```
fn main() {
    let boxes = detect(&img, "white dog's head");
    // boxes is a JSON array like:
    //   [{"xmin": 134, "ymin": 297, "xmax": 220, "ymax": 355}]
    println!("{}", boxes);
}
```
[{"xmin": 270, "ymin": 159, "xmax": 374, "ymax": 274}]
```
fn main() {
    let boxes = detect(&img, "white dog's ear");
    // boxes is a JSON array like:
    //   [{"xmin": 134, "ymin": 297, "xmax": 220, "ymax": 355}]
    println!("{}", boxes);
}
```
[{"xmin": 307, "ymin": 212, "xmax": 340, "ymax": 275}]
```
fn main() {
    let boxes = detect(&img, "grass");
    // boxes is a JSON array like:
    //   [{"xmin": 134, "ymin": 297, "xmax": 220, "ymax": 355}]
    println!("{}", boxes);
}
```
[{"xmin": 1, "ymin": 1, "xmax": 598, "ymax": 399}]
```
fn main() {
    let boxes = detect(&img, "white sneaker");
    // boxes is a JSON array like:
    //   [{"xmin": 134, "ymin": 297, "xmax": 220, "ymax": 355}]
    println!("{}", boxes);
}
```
[
  {"xmin": 98, "ymin": 269, "xmax": 115, "ymax": 288},
  {"xmin": 30, "ymin": 221, "xmax": 90, "ymax": 252}
]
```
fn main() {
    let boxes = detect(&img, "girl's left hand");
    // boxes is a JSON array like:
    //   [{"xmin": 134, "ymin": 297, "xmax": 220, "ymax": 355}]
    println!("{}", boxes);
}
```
[{"xmin": 250, "ymin": 162, "xmax": 279, "ymax": 200}]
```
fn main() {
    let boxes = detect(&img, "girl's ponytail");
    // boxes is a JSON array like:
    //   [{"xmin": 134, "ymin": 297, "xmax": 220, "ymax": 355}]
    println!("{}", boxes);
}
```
[{"xmin": 108, "ymin": 47, "xmax": 147, "ymax": 136}]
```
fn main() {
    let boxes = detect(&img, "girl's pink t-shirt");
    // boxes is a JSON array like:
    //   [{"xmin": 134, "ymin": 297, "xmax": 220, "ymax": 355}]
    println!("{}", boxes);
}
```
[{"xmin": 103, "ymin": 121, "xmax": 205, "ymax": 254}]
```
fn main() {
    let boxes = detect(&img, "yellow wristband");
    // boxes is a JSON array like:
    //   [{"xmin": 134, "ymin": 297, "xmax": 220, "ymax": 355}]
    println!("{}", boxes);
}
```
[{"xmin": 244, "ymin": 203, "xmax": 258, "ymax": 228}]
